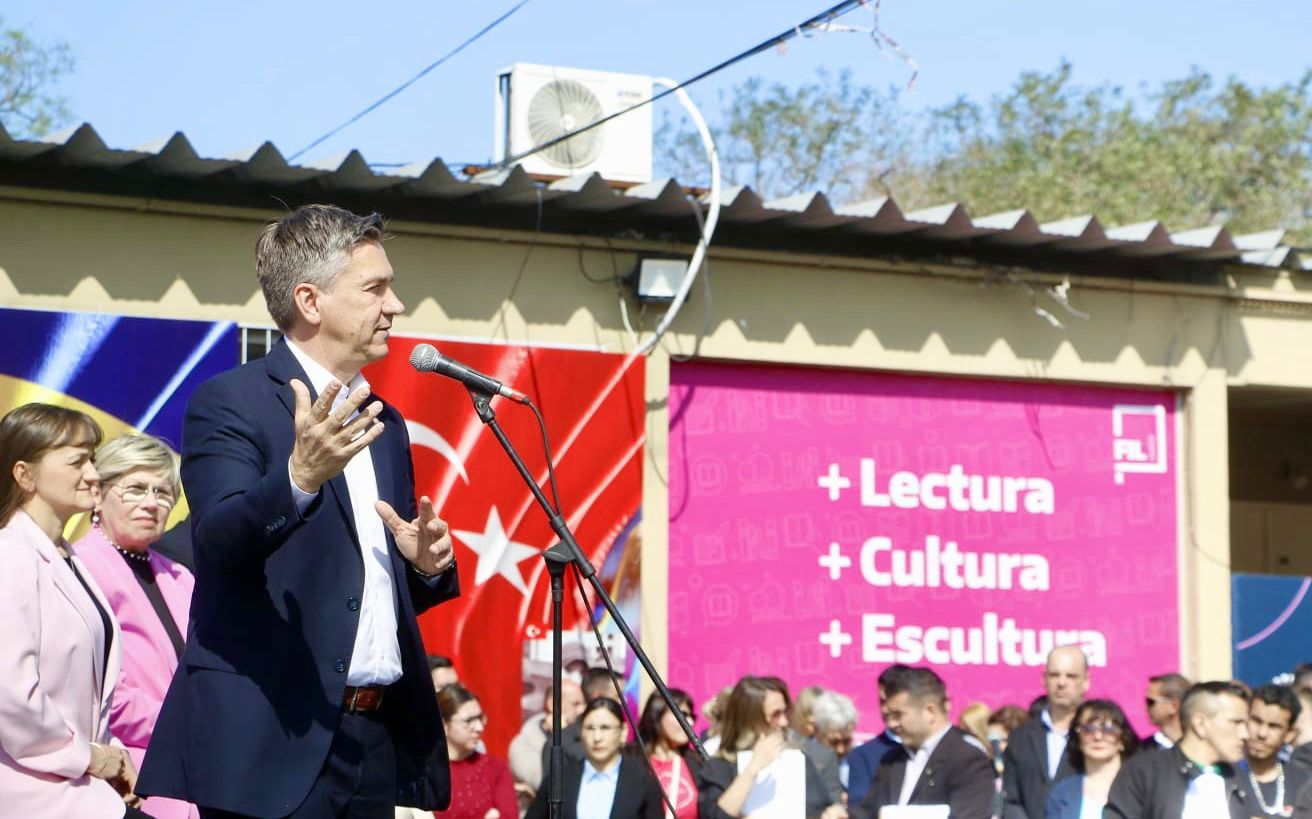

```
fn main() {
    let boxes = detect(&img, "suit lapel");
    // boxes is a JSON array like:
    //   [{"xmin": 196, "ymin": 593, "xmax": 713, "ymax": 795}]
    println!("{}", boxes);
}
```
[{"xmin": 265, "ymin": 340, "xmax": 360, "ymax": 547}]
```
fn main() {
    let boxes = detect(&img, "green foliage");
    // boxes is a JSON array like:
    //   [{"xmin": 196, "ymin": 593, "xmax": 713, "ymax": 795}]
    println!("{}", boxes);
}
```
[
  {"xmin": 657, "ymin": 62, "xmax": 1312, "ymax": 237},
  {"xmin": 0, "ymin": 17, "xmax": 74, "ymax": 138}
]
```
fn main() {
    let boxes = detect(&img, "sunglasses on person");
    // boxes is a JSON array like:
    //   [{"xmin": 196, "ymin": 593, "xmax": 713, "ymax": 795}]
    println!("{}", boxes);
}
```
[{"xmin": 1075, "ymin": 721, "xmax": 1120, "ymax": 738}]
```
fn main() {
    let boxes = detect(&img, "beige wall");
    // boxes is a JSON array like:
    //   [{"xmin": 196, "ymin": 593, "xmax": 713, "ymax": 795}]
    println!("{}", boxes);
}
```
[{"xmin": 7, "ymin": 188, "xmax": 1309, "ymax": 682}]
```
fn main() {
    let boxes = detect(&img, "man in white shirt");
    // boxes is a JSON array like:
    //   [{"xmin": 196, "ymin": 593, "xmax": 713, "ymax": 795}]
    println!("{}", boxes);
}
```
[
  {"xmin": 852, "ymin": 667, "xmax": 995, "ymax": 819},
  {"xmin": 139, "ymin": 205, "xmax": 460, "ymax": 818},
  {"xmin": 1106, "ymin": 680, "xmax": 1252, "ymax": 819},
  {"xmin": 1142, "ymin": 673, "xmax": 1191, "ymax": 751}
]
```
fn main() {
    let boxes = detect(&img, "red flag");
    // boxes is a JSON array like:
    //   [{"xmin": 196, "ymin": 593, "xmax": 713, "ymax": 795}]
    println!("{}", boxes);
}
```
[{"xmin": 366, "ymin": 338, "xmax": 645, "ymax": 756}]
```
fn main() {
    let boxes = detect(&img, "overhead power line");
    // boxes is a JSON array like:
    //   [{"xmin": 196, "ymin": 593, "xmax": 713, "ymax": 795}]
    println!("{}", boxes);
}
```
[
  {"xmin": 288, "ymin": 0, "xmax": 535, "ymax": 162},
  {"xmin": 490, "ymin": 0, "xmax": 870, "ymax": 171}
]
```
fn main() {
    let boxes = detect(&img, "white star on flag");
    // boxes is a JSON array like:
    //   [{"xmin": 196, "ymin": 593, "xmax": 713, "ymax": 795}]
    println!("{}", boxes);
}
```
[{"xmin": 453, "ymin": 506, "xmax": 541, "ymax": 595}]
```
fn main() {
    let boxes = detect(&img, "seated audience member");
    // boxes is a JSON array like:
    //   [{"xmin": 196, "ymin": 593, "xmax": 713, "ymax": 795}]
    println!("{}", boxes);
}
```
[
  {"xmin": 429, "ymin": 655, "xmax": 459, "ymax": 690},
  {"xmin": 542, "ymin": 666, "xmax": 627, "ymax": 776},
  {"xmin": 793, "ymin": 685, "xmax": 826, "ymax": 741},
  {"xmin": 699, "ymin": 685, "xmax": 734, "ymax": 755},
  {"xmin": 1141, "ymin": 672, "xmax": 1190, "ymax": 751},
  {"xmin": 510, "ymin": 679, "xmax": 585, "ymax": 791},
  {"xmin": 804, "ymin": 690, "xmax": 859, "ymax": 805},
  {"xmin": 696, "ymin": 676, "xmax": 847, "ymax": 819},
  {"xmin": 850, "ymin": 667, "xmax": 995, "ymax": 819},
  {"xmin": 1289, "ymin": 686, "xmax": 1312, "ymax": 778},
  {"xmin": 1105, "ymin": 681, "xmax": 1251, "ymax": 819},
  {"xmin": 847, "ymin": 664, "xmax": 911, "ymax": 805},
  {"xmin": 75, "ymin": 433, "xmax": 198, "ymax": 819},
  {"xmin": 526, "ymin": 698, "xmax": 664, "ymax": 819},
  {"xmin": 437, "ymin": 684, "xmax": 517, "ymax": 819},
  {"xmin": 1043, "ymin": 699, "xmax": 1137, "ymax": 819},
  {"xmin": 957, "ymin": 702, "xmax": 993, "ymax": 754},
  {"xmin": 637, "ymin": 688, "xmax": 701, "ymax": 819},
  {"xmin": 1004, "ymin": 646, "xmax": 1088, "ymax": 819},
  {"xmin": 1240, "ymin": 684, "xmax": 1307, "ymax": 817},
  {"xmin": 987, "ymin": 704, "xmax": 1030, "ymax": 760},
  {"xmin": 0, "ymin": 403, "xmax": 146, "ymax": 816}
]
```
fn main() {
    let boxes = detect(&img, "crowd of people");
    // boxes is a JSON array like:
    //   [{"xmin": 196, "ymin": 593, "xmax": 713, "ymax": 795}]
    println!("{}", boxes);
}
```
[{"xmin": 4, "ymin": 205, "xmax": 1312, "ymax": 819}]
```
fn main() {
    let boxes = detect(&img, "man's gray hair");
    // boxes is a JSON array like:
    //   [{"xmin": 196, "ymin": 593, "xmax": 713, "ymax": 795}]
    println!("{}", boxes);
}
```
[
  {"xmin": 254, "ymin": 204, "xmax": 386, "ymax": 331},
  {"xmin": 811, "ymin": 690, "xmax": 858, "ymax": 732}
]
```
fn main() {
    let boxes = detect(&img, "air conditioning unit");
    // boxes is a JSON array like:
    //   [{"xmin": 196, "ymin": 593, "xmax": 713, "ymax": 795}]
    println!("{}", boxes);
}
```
[{"xmin": 495, "ymin": 63, "xmax": 653, "ymax": 184}]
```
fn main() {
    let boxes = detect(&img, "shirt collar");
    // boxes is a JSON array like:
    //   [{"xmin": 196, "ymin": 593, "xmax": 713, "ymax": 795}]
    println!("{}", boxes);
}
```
[
  {"xmin": 912, "ymin": 724, "xmax": 953, "ymax": 757},
  {"xmin": 1040, "ymin": 708, "xmax": 1057, "ymax": 732},
  {"xmin": 285, "ymin": 340, "xmax": 368, "ymax": 408},
  {"xmin": 583, "ymin": 759, "xmax": 621, "ymax": 783}
]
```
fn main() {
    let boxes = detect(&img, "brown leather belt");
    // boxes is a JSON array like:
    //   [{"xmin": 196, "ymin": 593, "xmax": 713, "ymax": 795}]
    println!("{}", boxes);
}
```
[{"xmin": 342, "ymin": 684, "xmax": 387, "ymax": 713}]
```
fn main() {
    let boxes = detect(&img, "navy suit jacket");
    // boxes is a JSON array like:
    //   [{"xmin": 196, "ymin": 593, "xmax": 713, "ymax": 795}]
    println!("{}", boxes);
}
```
[
  {"xmin": 138, "ymin": 340, "xmax": 459, "ymax": 817},
  {"xmin": 848, "ymin": 730, "xmax": 900, "ymax": 805}
]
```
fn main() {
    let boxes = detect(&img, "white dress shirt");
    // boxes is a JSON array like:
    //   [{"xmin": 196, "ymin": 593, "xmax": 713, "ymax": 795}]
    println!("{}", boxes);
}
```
[
  {"xmin": 577, "ymin": 758, "xmax": 621, "ymax": 819},
  {"xmin": 898, "ymin": 723, "xmax": 952, "ymax": 805},
  {"xmin": 1041, "ymin": 709, "xmax": 1070, "ymax": 779},
  {"xmin": 286, "ymin": 341, "xmax": 402, "ymax": 686},
  {"xmin": 1181, "ymin": 768, "xmax": 1228, "ymax": 819}
]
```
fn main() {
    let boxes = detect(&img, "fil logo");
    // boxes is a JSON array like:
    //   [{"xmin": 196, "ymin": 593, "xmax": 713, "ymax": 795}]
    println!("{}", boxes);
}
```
[{"xmin": 1112, "ymin": 404, "xmax": 1168, "ymax": 484}]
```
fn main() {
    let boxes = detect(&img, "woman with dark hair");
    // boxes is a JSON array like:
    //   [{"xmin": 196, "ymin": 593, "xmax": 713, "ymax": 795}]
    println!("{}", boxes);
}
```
[
  {"xmin": 695, "ymin": 676, "xmax": 846, "ymax": 819},
  {"xmin": 0, "ymin": 403, "xmax": 147, "ymax": 817},
  {"xmin": 1044, "ymin": 699, "xmax": 1137, "ymax": 819},
  {"xmin": 637, "ymin": 689, "xmax": 701, "ymax": 819},
  {"xmin": 436, "ymin": 683, "xmax": 518, "ymax": 818},
  {"xmin": 526, "ymin": 697, "xmax": 664, "ymax": 819}
]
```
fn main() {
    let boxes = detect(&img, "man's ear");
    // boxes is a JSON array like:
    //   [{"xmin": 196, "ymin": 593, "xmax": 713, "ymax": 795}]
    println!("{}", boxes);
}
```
[{"xmin": 292, "ymin": 282, "xmax": 323, "ymax": 327}]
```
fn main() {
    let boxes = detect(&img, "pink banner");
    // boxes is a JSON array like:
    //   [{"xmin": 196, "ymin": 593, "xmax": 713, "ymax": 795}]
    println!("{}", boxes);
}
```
[{"xmin": 668, "ymin": 362, "xmax": 1177, "ymax": 735}]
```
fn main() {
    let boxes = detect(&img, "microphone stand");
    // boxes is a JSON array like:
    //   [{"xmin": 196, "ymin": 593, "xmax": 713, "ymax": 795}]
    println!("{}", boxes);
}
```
[{"xmin": 461, "ymin": 386, "xmax": 706, "ymax": 819}]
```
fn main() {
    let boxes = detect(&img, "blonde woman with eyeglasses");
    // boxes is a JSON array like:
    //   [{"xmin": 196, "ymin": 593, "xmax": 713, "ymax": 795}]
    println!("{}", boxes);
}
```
[{"xmin": 75, "ymin": 433, "xmax": 198, "ymax": 819}]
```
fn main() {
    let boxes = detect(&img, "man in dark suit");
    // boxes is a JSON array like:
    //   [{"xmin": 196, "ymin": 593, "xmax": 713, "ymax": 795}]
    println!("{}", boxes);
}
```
[
  {"xmin": 1002, "ymin": 645, "xmax": 1087, "ymax": 818},
  {"xmin": 1140, "ymin": 672, "xmax": 1190, "ymax": 752},
  {"xmin": 847, "ymin": 664, "xmax": 911, "ymax": 805},
  {"xmin": 138, "ymin": 205, "xmax": 460, "ymax": 818},
  {"xmin": 852, "ymin": 667, "xmax": 995, "ymax": 819}
]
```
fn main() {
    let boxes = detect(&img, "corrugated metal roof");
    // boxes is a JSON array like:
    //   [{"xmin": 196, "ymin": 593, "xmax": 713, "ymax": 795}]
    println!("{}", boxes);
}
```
[{"xmin": 1, "ymin": 122, "xmax": 1305, "ymax": 279}]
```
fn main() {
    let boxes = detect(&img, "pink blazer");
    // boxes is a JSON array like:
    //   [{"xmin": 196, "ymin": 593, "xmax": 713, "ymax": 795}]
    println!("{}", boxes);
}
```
[
  {"xmin": 76, "ymin": 525, "xmax": 198, "ymax": 819},
  {"xmin": 0, "ymin": 509, "xmax": 126, "ymax": 818}
]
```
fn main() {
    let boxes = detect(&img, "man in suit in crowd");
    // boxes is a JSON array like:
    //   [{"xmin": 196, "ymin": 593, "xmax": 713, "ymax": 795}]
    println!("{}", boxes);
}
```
[
  {"xmin": 1002, "ymin": 645, "xmax": 1088, "ymax": 818},
  {"xmin": 1141, "ymin": 672, "xmax": 1190, "ymax": 751},
  {"xmin": 846, "ymin": 664, "xmax": 911, "ymax": 805},
  {"xmin": 851, "ymin": 666, "xmax": 995, "ymax": 819},
  {"xmin": 1105, "ymin": 681, "xmax": 1252, "ymax": 819},
  {"xmin": 139, "ymin": 205, "xmax": 460, "ymax": 818}
]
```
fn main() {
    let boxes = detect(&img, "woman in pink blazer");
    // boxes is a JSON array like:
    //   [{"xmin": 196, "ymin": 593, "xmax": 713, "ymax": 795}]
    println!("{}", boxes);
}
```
[
  {"xmin": 77, "ymin": 433, "xmax": 198, "ymax": 819},
  {"xmin": 0, "ymin": 403, "xmax": 144, "ymax": 817}
]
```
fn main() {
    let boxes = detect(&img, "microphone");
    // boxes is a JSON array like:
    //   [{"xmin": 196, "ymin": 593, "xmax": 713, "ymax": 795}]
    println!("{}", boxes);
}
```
[{"xmin": 409, "ymin": 343, "xmax": 528, "ymax": 404}]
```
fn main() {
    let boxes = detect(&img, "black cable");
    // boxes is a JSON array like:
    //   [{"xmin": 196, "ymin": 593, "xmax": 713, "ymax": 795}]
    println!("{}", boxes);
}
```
[
  {"xmin": 288, "ymin": 0, "xmax": 535, "ymax": 162},
  {"xmin": 491, "ymin": 0, "xmax": 869, "ymax": 170},
  {"xmin": 567, "ymin": 565, "xmax": 681, "ymax": 819},
  {"xmin": 525, "ymin": 399, "xmax": 563, "ymax": 514}
]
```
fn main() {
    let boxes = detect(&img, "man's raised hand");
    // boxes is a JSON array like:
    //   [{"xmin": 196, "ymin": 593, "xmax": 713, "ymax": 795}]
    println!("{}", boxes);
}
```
[
  {"xmin": 288, "ymin": 378, "xmax": 384, "ymax": 494},
  {"xmin": 376, "ymin": 496, "xmax": 455, "ymax": 577}
]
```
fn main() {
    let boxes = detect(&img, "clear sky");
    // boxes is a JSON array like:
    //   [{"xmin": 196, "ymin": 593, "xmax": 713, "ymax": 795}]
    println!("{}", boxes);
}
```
[{"xmin": 10, "ymin": 0, "xmax": 1312, "ymax": 172}]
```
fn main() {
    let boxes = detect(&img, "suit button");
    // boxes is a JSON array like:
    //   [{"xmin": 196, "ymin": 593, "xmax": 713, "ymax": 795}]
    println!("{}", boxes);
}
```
[
  {"xmin": 347, "ymin": 597, "xmax": 360, "ymax": 611},
  {"xmin": 334, "ymin": 659, "xmax": 347, "ymax": 673}
]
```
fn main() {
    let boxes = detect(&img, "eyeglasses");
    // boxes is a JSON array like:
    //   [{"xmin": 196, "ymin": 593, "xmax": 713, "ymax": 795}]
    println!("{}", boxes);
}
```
[
  {"xmin": 1076, "ymin": 721, "xmax": 1120, "ymax": 738},
  {"xmin": 452, "ymin": 713, "xmax": 487, "ymax": 728},
  {"xmin": 112, "ymin": 483, "xmax": 176, "ymax": 509},
  {"xmin": 1146, "ymin": 696, "xmax": 1172, "ymax": 708}
]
